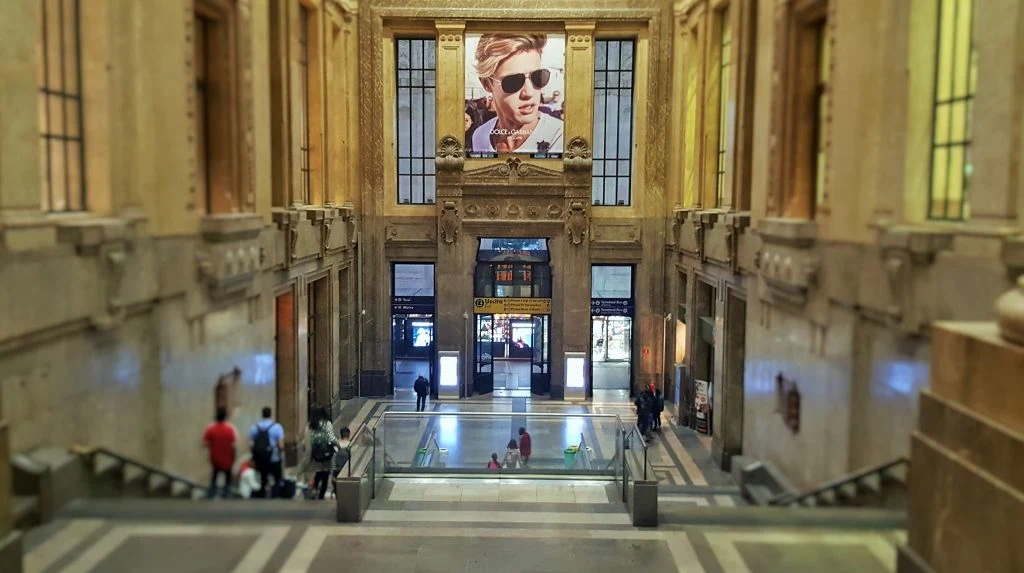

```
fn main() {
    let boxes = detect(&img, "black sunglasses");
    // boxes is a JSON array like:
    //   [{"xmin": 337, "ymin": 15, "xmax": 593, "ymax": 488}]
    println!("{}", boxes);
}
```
[{"xmin": 493, "ymin": 69, "xmax": 551, "ymax": 94}]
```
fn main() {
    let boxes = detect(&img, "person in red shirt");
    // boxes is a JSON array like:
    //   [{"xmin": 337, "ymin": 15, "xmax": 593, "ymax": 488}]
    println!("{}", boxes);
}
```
[
  {"xmin": 518, "ymin": 427, "xmax": 532, "ymax": 466},
  {"xmin": 203, "ymin": 407, "xmax": 238, "ymax": 498}
]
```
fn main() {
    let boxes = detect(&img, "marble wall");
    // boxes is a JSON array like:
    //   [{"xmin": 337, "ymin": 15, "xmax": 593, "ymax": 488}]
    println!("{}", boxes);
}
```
[{"xmin": 742, "ymin": 298, "xmax": 854, "ymax": 487}]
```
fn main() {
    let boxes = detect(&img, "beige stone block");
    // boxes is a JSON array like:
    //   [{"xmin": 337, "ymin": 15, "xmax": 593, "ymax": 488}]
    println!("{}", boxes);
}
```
[
  {"xmin": 906, "ymin": 433, "xmax": 1024, "ymax": 573},
  {"xmin": 930, "ymin": 323, "xmax": 1024, "ymax": 435},
  {"xmin": 918, "ymin": 390, "xmax": 1024, "ymax": 494}
]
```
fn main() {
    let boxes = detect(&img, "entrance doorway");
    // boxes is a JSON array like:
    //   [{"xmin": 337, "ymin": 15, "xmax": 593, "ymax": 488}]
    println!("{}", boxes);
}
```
[
  {"xmin": 590, "ymin": 265, "xmax": 635, "ymax": 396},
  {"xmin": 391, "ymin": 314, "xmax": 434, "ymax": 399},
  {"xmin": 274, "ymin": 289, "xmax": 297, "ymax": 464},
  {"xmin": 391, "ymin": 263, "xmax": 436, "ymax": 401},
  {"xmin": 474, "ymin": 313, "xmax": 550, "ymax": 397},
  {"xmin": 472, "ymin": 238, "xmax": 553, "ymax": 397},
  {"xmin": 307, "ymin": 276, "xmax": 330, "ymax": 415},
  {"xmin": 591, "ymin": 316, "xmax": 632, "ymax": 390}
]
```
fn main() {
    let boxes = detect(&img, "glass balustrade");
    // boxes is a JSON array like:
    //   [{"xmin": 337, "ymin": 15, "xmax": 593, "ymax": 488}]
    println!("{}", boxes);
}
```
[
  {"xmin": 367, "ymin": 412, "xmax": 626, "ymax": 477},
  {"xmin": 341, "ymin": 411, "xmax": 650, "ymax": 503}
]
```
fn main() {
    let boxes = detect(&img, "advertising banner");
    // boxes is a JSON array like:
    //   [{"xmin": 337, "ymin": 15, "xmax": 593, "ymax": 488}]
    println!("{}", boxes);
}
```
[
  {"xmin": 473, "ymin": 297, "xmax": 552, "ymax": 314},
  {"xmin": 695, "ymin": 380, "xmax": 711, "ymax": 435},
  {"xmin": 464, "ymin": 33, "xmax": 565, "ymax": 158}
]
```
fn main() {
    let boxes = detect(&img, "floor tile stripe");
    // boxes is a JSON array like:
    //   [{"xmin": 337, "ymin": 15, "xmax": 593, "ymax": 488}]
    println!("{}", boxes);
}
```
[{"xmin": 24, "ymin": 519, "xmax": 105, "ymax": 573}]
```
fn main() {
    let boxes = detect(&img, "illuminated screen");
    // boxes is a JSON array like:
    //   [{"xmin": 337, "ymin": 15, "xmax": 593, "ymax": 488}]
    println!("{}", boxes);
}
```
[
  {"xmin": 465, "ymin": 33, "xmax": 566, "ymax": 156},
  {"xmin": 439, "ymin": 355, "xmax": 459, "ymax": 387},
  {"xmin": 411, "ymin": 324, "xmax": 433, "ymax": 347},
  {"xmin": 566, "ymin": 356, "xmax": 585, "ymax": 389}
]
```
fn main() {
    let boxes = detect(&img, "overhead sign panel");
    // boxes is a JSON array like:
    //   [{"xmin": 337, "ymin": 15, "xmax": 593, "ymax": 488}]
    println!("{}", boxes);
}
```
[{"xmin": 473, "ymin": 297, "xmax": 552, "ymax": 314}]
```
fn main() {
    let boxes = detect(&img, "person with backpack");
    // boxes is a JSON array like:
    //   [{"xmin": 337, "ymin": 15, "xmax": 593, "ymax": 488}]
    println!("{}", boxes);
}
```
[
  {"xmin": 635, "ymin": 385, "xmax": 654, "ymax": 439},
  {"xmin": 413, "ymin": 374, "xmax": 430, "ymax": 412},
  {"xmin": 249, "ymin": 406, "xmax": 285, "ymax": 498},
  {"xmin": 307, "ymin": 407, "xmax": 342, "ymax": 500}
]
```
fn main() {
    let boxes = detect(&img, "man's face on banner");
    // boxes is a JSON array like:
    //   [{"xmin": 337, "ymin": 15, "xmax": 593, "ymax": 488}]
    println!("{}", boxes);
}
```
[{"xmin": 484, "ymin": 49, "xmax": 545, "ymax": 127}]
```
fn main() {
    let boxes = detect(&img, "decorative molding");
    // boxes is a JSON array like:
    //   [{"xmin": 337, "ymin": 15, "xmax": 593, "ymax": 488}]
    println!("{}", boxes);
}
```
[
  {"xmin": 566, "ymin": 200, "xmax": 588, "ymax": 245},
  {"xmin": 874, "ymin": 225, "xmax": 955, "ymax": 333},
  {"xmin": 755, "ymin": 219, "xmax": 820, "ymax": 309},
  {"xmin": 322, "ymin": 218, "xmax": 333, "ymax": 252},
  {"xmin": 567, "ymin": 34, "xmax": 593, "ymax": 48},
  {"xmin": 439, "ymin": 201, "xmax": 460, "ymax": 244},
  {"xmin": 195, "ymin": 240, "xmax": 261, "ymax": 301},
  {"xmin": 184, "ymin": 2, "xmax": 198, "ymax": 211},
  {"xmin": 564, "ymin": 137, "xmax": 592, "ymax": 168},
  {"xmin": 289, "ymin": 226, "xmax": 299, "ymax": 260},
  {"xmin": 89, "ymin": 243, "xmax": 128, "ymax": 331},
  {"xmin": 461, "ymin": 198, "xmax": 566, "ymax": 222},
  {"xmin": 436, "ymin": 135, "xmax": 465, "ymax": 172},
  {"xmin": 463, "ymin": 157, "xmax": 564, "ymax": 187},
  {"xmin": 724, "ymin": 212, "xmax": 752, "ymax": 272}
]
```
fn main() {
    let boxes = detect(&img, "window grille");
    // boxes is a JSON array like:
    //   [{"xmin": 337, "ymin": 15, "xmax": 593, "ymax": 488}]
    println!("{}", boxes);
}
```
[
  {"xmin": 396, "ymin": 38, "xmax": 437, "ymax": 205},
  {"xmin": 593, "ymin": 39, "xmax": 635, "ymax": 206}
]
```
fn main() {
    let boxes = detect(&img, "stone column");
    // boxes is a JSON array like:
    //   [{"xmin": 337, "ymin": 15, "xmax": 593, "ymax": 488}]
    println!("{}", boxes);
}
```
[
  {"xmin": 554, "ymin": 23, "xmax": 596, "ymax": 401},
  {"xmin": 434, "ymin": 23, "xmax": 469, "ymax": 395},
  {"xmin": 0, "ymin": 0, "xmax": 44, "ymax": 250},
  {"xmin": 898, "ymin": 300, "xmax": 1024, "ymax": 572},
  {"xmin": 968, "ymin": 0, "xmax": 1024, "ymax": 227}
]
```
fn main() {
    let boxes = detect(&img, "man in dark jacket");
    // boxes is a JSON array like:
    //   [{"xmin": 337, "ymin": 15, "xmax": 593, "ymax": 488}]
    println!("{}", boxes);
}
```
[
  {"xmin": 635, "ymin": 387, "xmax": 653, "ymax": 437},
  {"xmin": 413, "ymin": 375, "xmax": 429, "ymax": 412}
]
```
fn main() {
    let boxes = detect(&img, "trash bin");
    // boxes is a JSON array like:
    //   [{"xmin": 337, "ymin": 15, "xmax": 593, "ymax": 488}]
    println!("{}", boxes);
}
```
[
  {"xmin": 414, "ymin": 448, "xmax": 428, "ymax": 467},
  {"xmin": 564, "ymin": 446, "xmax": 579, "ymax": 469},
  {"xmin": 437, "ymin": 448, "xmax": 449, "ymax": 467}
]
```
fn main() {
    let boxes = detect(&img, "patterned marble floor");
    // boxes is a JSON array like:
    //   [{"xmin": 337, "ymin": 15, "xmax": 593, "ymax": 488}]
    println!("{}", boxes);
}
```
[
  {"xmin": 23, "ymin": 512, "xmax": 905, "ymax": 573},
  {"xmin": 18, "ymin": 397, "xmax": 905, "ymax": 571}
]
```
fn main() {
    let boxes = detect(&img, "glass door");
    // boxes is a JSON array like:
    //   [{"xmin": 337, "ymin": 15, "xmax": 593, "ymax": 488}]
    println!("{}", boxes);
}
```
[{"xmin": 474, "ymin": 314, "xmax": 494, "ymax": 394}]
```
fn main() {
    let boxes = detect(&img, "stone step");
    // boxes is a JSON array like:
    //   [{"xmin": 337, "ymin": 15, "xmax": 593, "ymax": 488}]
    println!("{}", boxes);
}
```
[
  {"xmin": 13, "ymin": 495, "xmax": 40, "ymax": 530},
  {"xmin": 659, "ymin": 504, "xmax": 907, "ymax": 530}
]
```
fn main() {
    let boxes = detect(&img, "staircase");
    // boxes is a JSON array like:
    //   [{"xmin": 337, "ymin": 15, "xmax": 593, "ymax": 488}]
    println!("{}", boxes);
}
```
[
  {"xmin": 10, "ymin": 445, "xmax": 207, "ymax": 531},
  {"xmin": 767, "ymin": 458, "xmax": 909, "ymax": 508}
]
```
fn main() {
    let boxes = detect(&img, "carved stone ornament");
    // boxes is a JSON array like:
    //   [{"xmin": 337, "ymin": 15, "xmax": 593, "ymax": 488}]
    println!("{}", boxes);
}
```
[
  {"xmin": 564, "ymin": 137, "xmax": 592, "ymax": 168},
  {"xmin": 995, "ymin": 276, "xmax": 1024, "ymax": 346},
  {"xmin": 90, "ymin": 243, "xmax": 128, "ymax": 330},
  {"xmin": 322, "ymin": 218, "xmax": 333, "ymax": 252},
  {"xmin": 289, "ymin": 226, "xmax": 299, "ymax": 260},
  {"xmin": 566, "ymin": 200, "xmax": 588, "ymax": 245},
  {"xmin": 463, "ymin": 157, "xmax": 563, "ymax": 187},
  {"xmin": 439, "ymin": 201, "xmax": 460, "ymax": 245},
  {"xmin": 436, "ymin": 135, "xmax": 464, "ymax": 172}
]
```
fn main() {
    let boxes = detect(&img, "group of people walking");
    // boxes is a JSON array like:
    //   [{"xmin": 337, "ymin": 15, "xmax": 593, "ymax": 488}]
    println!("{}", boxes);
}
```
[
  {"xmin": 202, "ymin": 405, "xmax": 351, "ymax": 500},
  {"xmin": 488, "ymin": 427, "xmax": 532, "ymax": 470},
  {"xmin": 634, "ymin": 383, "xmax": 665, "ymax": 440}
]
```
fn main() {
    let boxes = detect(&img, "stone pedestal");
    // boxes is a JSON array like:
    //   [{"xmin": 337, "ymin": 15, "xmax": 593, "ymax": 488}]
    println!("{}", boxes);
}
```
[
  {"xmin": 898, "ymin": 323, "xmax": 1024, "ymax": 573},
  {"xmin": 0, "ymin": 420, "xmax": 22, "ymax": 572}
]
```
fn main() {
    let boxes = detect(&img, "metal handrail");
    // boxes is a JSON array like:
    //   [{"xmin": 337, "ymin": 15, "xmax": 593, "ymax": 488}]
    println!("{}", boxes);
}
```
[
  {"xmin": 75, "ymin": 445, "xmax": 206, "ymax": 494},
  {"xmin": 769, "ymin": 457, "xmax": 909, "ymax": 506},
  {"xmin": 378, "ymin": 411, "xmax": 621, "ymax": 419}
]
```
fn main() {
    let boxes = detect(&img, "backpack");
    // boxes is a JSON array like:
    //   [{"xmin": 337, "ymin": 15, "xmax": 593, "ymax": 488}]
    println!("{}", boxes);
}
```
[
  {"xmin": 311, "ymin": 429, "xmax": 335, "ymax": 463},
  {"xmin": 252, "ymin": 423, "xmax": 275, "ymax": 468}
]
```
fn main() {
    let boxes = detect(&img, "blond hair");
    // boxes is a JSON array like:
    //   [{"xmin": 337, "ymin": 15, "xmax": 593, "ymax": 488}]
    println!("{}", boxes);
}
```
[{"xmin": 474, "ymin": 34, "xmax": 548, "ymax": 79}]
